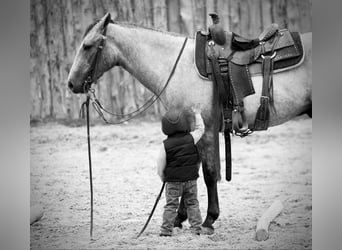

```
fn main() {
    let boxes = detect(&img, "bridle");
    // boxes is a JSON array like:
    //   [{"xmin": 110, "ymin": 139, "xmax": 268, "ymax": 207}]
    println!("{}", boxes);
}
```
[
  {"xmin": 82, "ymin": 26, "xmax": 108, "ymax": 93},
  {"xmin": 81, "ymin": 23, "xmax": 188, "ymax": 124},
  {"xmin": 79, "ymin": 21, "xmax": 188, "ymax": 238}
]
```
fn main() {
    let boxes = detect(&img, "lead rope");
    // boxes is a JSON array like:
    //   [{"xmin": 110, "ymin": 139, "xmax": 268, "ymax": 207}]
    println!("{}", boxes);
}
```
[
  {"xmin": 137, "ymin": 181, "xmax": 166, "ymax": 238},
  {"xmin": 86, "ymin": 94, "xmax": 94, "ymax": 239},
  {"xmin": 80, "ymin": 93, "xmax": 94, "ymax": 239}
]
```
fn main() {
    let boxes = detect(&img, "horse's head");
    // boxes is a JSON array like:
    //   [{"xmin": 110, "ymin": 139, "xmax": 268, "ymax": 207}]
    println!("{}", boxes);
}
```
[{"xmin": 67, "ymin": 13, "xmax": 114, "ymax": 93}]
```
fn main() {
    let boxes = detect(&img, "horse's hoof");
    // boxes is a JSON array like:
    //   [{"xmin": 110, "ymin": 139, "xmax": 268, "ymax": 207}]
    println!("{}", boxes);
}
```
[
  {"xmin": 201, "ymin": 226, "xmax": 214, "ymax": 235},
  {"xmin": 174, "ymin": 220, "xmax": 183, "ymax": 229}
]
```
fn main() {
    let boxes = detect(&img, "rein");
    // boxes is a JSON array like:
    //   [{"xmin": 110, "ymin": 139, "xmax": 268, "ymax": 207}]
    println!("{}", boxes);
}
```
[
  {"xmin": 80, "ymin": 34, "xmax": 188, "ymax": 238},
  {"xmin": 85, "ymin": 37, "xmax": 188, "ymax": 124}
]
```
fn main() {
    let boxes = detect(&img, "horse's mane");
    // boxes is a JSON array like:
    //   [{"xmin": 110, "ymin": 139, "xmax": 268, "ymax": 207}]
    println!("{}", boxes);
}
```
[
  {"xmin": 115, "ymin": 22, "xmax": 187, "ymax": 38},
  {"xmin": 83, "ymin": 19, "xmax": 189, "ymax": 39}
]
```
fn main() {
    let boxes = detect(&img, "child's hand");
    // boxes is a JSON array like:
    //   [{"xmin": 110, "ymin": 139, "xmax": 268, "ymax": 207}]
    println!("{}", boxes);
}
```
[
  {"xmin": 160, "ymin": 174, "xmax": 165, "ymax": 182},
  {"xmin": 191, "ymin": 103, "xmax": 203, "ymax": 114}
]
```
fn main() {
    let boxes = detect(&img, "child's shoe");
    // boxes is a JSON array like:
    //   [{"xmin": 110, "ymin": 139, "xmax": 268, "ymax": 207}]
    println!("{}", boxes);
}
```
[{"xmin": 159, "ymin": 231, "xmax": 172, "ymax": 237}]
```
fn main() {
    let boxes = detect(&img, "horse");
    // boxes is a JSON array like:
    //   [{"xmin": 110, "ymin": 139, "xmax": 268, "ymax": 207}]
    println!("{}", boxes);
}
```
[{"xmin": 67, "ymin": 13, "xmax": 312, "ymax": 234}]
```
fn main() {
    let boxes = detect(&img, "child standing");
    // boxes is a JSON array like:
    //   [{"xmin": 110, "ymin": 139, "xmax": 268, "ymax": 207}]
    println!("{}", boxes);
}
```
[{"xmin": 157, "ymin": 106, "xmax": 205, "ymax": 236}]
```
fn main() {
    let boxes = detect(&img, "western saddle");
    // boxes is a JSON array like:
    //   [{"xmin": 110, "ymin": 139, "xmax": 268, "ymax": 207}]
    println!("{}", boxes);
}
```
[{"xmin": 194, "ymin": 13, "xmax": 304, "ymax": 181}]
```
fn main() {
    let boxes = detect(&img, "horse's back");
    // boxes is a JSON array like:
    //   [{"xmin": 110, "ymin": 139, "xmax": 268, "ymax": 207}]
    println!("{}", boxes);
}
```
[
  {"xmin": 301, "ymin": 32, "xmax": 312, "ymax": 73},
  {"xmin": 302, "ymin": 32, "xmax": 312, "ymax": 48}
]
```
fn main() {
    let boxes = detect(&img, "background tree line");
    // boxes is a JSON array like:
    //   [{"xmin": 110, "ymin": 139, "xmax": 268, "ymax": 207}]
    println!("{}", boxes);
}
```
[{"xmin": 30, "ymin": 0, "xmax": 311, "ymax": 122}]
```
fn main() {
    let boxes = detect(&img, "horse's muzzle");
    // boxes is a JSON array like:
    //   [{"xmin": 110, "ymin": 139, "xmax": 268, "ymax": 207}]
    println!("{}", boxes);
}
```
[
  {"xmin": 67, "ymin": 80, "xmax": 86, "ymax": 94},
  {"xmin": 68, "ymin": 81, "xmax": 74, "ymax": 91}
]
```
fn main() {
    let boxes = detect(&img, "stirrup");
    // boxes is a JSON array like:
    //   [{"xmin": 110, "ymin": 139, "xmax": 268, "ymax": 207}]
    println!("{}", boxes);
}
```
[{"xmin": 232, "ymin": 107, "xmax": 252, "ymax": 137}]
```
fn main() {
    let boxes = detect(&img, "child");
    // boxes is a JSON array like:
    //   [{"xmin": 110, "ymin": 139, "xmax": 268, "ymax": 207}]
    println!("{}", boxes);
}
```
[{"xmin": 157, "ymin": 106, "xmax": 205, "ymax": 236}]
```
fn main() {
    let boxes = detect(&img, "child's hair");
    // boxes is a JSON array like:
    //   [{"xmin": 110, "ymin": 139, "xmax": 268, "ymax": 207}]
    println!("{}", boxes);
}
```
[{"xmin": 161, "ymin": 108, "xmax": 193, "ymax": 136}]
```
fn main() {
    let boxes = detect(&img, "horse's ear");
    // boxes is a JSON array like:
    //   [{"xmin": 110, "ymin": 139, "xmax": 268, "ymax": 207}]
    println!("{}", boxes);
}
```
[{"xmin": 102, "ymin": 13, "xmax": 112, "ymax": 29}]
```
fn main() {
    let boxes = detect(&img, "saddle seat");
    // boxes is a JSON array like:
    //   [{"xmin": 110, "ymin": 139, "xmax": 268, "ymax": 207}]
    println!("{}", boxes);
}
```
[
  {"xmin": 231, "ymin": 23, "xmax": 280, "ymax": 51},
  {"xmin": 258, "ymin": 23, "xmax": 280, "ymax": 42},
  {"xmin": 231, "ymin": 28, "xmax": 302, "ymax": 66}
]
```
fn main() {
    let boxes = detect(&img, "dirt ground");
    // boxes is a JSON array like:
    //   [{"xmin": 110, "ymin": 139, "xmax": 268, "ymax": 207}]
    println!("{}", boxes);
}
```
[{"xmin": 30, "ymin": 116, "xmax": 311, "ymax": 250}]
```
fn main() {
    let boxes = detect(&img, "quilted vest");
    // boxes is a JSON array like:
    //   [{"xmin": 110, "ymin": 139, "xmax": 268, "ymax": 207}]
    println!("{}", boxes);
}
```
[{"xmin": 163, "ymin": 133, "xmax": 200, "ymax": 182}]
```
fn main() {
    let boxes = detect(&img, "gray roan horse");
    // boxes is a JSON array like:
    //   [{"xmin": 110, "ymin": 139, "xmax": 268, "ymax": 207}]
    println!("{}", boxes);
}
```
[{"xmin": 67, "ymin": 13, "xmax": 312, "ymax": 234}]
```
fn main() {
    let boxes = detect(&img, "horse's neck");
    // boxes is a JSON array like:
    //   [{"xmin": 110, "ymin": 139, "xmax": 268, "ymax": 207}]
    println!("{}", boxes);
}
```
[{"xmin": 105, "ymin": 23, "xmax": 186, "ymax": 94}]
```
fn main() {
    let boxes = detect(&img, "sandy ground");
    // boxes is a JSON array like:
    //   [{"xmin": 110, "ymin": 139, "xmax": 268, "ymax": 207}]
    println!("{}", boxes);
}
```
[{"xmin": 30, "ymin": 116, "xmax": 311, "ymax": 250}]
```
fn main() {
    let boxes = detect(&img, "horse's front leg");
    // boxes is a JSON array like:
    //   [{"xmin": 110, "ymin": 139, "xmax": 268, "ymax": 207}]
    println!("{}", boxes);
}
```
[
  {"xmin": 201, "ymin": 161, "xmax": 219, "ymax": 234},
  {"xmin": 174, "ymin": 196, "xmax": 187, "ymax": 228},
  {"xmin": 199, "ymin": 127, "xmax": 221, "ymax": 234}
]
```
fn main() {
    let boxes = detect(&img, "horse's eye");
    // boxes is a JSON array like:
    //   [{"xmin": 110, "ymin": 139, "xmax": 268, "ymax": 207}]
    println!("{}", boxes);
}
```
[{"xmin": 83, "ymin": 44, "xmax": 92, "ymax": 50}]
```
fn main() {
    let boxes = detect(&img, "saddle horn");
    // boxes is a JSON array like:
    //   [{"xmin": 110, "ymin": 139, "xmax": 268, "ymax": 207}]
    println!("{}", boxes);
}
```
[{"xmin": 208, "ymin": 13, "xmax": 226, "ymax": 46}]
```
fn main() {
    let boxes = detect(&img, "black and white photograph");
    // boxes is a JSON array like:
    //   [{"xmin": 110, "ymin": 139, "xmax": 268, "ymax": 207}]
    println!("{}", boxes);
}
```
[{"xmin": 29, "ymin": 0, "xmax": 312, "ymax": 249}]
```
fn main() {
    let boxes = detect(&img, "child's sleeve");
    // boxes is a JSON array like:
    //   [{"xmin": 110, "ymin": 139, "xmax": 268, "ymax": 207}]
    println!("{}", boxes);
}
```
[
  {"xmin": 156, "ymin": 145, "xmax": 166, "ymax": 181},
  {"xmin": 191, "ymin": 113, "xmax": 205, "ymax": 144}
]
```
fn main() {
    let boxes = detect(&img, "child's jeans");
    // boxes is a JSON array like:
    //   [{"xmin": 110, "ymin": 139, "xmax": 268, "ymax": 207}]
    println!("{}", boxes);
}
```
[{"xmin": 161, "ymin": 180, "xmax": 202, "ymax": 235}]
